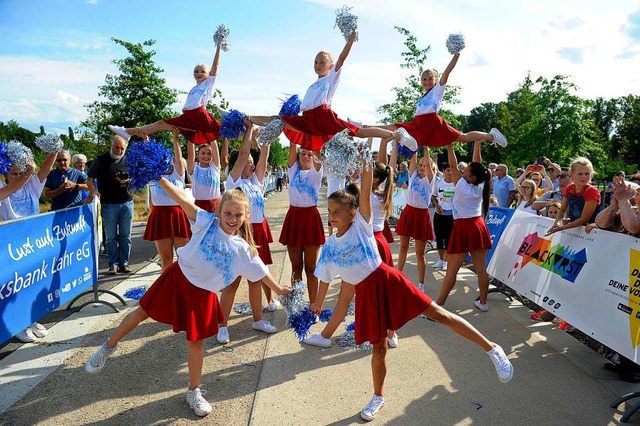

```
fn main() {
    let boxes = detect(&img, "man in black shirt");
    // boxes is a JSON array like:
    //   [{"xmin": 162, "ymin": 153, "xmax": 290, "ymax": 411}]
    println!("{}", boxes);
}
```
[{"xmin": 86, "ymin": 136, "xmax": 133, "ymax": 275}]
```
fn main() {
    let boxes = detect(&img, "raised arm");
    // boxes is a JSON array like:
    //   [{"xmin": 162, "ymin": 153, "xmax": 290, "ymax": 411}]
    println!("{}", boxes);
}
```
[
  {"xmin": 158, "ymin": 177, "xmax": 197, "ymax": 221},
  {"xmin": 255, "ymin": 143, "xmax": 270, "ymax": 184},
  {"xmin": 1, "ymin": 164, "xmax": 33, "ymax": 200},
  {"xmin": 446, "ymin": 144, "xmax": 461, "ymax": 185},
  {"xmin": 210, "ymin": 139, "xmax": 220, "ymax": 168},
  {"xmin": 377, "ymin": 137, "xmax": 393, "ymax": 165},
  {"xmin": 210, "ymin": 43, "xmax": 222, "ymax": 77},
  {"xmin": 389, "ymin": 140, "xmax": 399, "ymax": 170},
  {"xmin": 287, "ymin": 142, "xmax": 298, "ymax": 168},
  {"xmin": 230, "ymin": 119, "xmax": 253, "ymax": 181},
  {"xmin": 37, "ymin": 152, "xmax": 57, "ymax": 183},
  {"xmin": 220, "ymin": 138, "xmax": 229, "ymax": 170},
  {"xmin": 439, "ymin": 53, "xmax": 460, "ymax": 86},
  {"xmin": 335, "ymin": 31, "xmax": 357, "ymax": 72},
  {"xmin": 187, "ymin": 141, "xmax": 196, "ymax": 175},
  {"xmin": 472, "ymin": 140, "xmax": 483, "ymax": 163},
  {"xmin": 172, "ymin": 130, "xmax": 185, "ymax": 177},
  {"xmin": 359, "ymin": 158, "xmax": 373, "ymax": 223},
  {"xmin": 408, "ymin": 150, "xmax": 418, "ymax": 176},
  {"xmin": 424, "ymin": 146, "xmax": 434, "ymax": 182}
]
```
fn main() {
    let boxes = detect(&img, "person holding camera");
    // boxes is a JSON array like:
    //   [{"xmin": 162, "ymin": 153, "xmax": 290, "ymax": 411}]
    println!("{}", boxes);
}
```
[{"xmin": 86, "ymin": 135, "xmax": 134, "ymax": 275}]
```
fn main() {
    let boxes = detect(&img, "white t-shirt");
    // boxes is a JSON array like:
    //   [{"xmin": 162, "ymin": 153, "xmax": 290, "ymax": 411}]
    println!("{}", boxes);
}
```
[
  {"xmin": 326, "ymin": 170, "xmax": 346, "ymax": 196},
  {"xmin": 177, "ymin": 210, "xmax": 269, "ymax": 292},
  {"xmin": 182, "ymin": 76, "xmax": 217, "ymax": 111},
  {"xmin": 315, "ymin": 211, "xmax": 382, "ymax": 285},
  {"xmin": 452, "ymin": 178, "xmax": 483, "ymax": 219},
  {"xmin": 189, "ymin": 163, "xmax": 221, "ymax": 201},
  {"xmin": 516, "ymin": 200, "xmax": 538, "ymax": 215},
  {"xmin": 300, "ymin": 67, "xmax": 342, "ymax": 111},
  {"xmin": 370, "ymin": 192, "xmax": 387, "ymax": 232},
  {"xmin": 434, "ymin": 178, "xmax": 455, "ymax": 212},
  {"xmin": 0, "ymin": 175, "xmax": 44, "ymax": 221},
  {"xmin": 225, "ymin": 174, "xmax": 265, "ymax": 224},
  {"xmin": 288, "ymin": 162, "xmax": 323, "ymax": 207},
  {"xmin": 414, "ymin": 80, "xmax": 446, "ymax": 117},
  {"xmin": 150, "ymin": 169, "xmax": 185, "ymax": 206},
  {"xmin": 406, "ymin": 171, "xmax": 435, "ymax": 209}
]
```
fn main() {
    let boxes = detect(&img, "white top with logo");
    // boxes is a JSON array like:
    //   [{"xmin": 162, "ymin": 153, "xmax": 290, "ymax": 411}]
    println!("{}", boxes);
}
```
[
  {"xmin": 190, "ymin": 163, "xmax": 221, "ymax": 201},
  {"xmin": 414, "ymin": 80, "xmax": 446, "ymax": 116},
  {"xmin": 406, "ymin": 171, "xmax": 435, "ymax": 209},
  {"xmin": 0, "ymin": 175, "xmax": 44, "ymax": 220},
  {"xmin": 182, "ymin": 76, "xmax": 217, "ymax": 111},
  {"xmin": 287, "ymin": 162, "xmax": 323, "ymax": 207},
  {"xmin": 150, "ymin": 169, "xmax": 185, "ymax": 206},
  {"xmin": 300, "ymin": 68, "xmax": 342, "ymax": 111},
  {"xmin": 225, "ymin": 174, "xmax": 265, "ymax": 224}
]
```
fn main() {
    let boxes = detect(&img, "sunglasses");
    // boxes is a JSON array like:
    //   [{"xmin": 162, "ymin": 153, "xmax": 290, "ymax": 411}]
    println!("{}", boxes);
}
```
[{"xmin": 56, "ymin": 159, "xmax": 69, "ymax": 163}]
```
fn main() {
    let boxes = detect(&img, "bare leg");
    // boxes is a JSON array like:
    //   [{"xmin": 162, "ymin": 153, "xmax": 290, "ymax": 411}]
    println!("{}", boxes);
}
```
[
  {"xmin": 187, "ymin": 339, "xmax": 204, "ymax": 390},
  {"xmin": 303, "ymin": 245, "xmax": 320, "ymax": 304},
  {"xmin": 437, "ymin": 248, "xmax": 446, "ymax": 261},
  {"xmin": 218, "ymin": 277, "xmax": 241, "ymax": 327},
  {"xmin": 355, "ymin": 127, "xmax": 396, "ymax": 140},
  {"xmin": 435, "ymin": 253, "xmax": 467, "ymax": 305},
  {"xmin": 371, "ymin": 339, "xmax": 388, "ymax": 396},
  {"xmin": 456, "ymin": 131, "xmax": 493, "ymax": 143},
  {"xmin": 154, "ymin": 238, "xmax": 175, "ymax": 271},
  {"xmin": 262, "ymin": 283, "xmax": 274, "ymax": 305},
  {"xmin": 423, "ymin": 303, "xmax": 493, "ymax": 351},
  {"xmin": 321, "ymin": 282, "xmax": 355, "ymax": 339},
  {"xmin": 470, "ymin": 249, "xmax": 490, "ymax": 304},
  {"xmin": 247, "ymin": 280, "xmax": 264, "ymax": 322},
  {"xmin": 415, "ymin": 239, "xmax": 427, "ymax": 284},
  {"xmin": 124, "ymin": 120, "xmax": 176, "ymax": 137},
  {"xmin": 397, "ymin": 236, "xmax": 411, "ymax": 272},
  {"xmin": 106, "ymin": 307, "xmax": 149, "ymax": 348},
  {"xmin": 288, "ymin": 246, "xmax": 304, "ymax": 282},
  {"xmin": 248, "ymin": 115, "xmax": 280, "ymax": 126}
]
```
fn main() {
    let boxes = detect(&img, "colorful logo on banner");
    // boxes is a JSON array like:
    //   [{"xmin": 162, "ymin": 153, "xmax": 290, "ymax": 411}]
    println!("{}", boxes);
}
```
[
  {"xmin": 629, "ymin": 249, "xmax": 640, "ymax": 348},
  {"xmin": 514, "ymin": 232, "xmax": 587, "ymax": 283}
]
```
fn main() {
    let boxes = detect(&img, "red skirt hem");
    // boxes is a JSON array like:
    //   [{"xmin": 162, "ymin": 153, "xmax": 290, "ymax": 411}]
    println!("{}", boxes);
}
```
[
  {"xmin": 382, "ymin": 219, "xmax": 395, "ymax": 243},
  {"xmin": 282, "ymin": 105, "xmax": 359, "ymax": 151},
  {"xmin": 194, "ymin": 198, "xmax": 220, "ymax": 213},
  {"xmin": 447, "ymin": 216, "xmax": 492, "ymax": 254},
  {"xmin": 374, "ymin": 231, "xmax": 394, "ymax": 267},
  {"xmin": 395, "ymin": 204, "xmax": 435, "ymax": 241},
  {"xmin": 279, "ymin": 205, "xmax": 326, "ymax": 247},
  {"xmin": 164, "ymin": 106, "xmax": 221, "ymax": 145},
  {"xmin": 395, "ymin": 113, "xmax": 461, "ymax": 148},
  {"xmin": 252, "ymin": 219, "xmax": 274, "ymax": 265},
  {"xmin": 143, "ymin": 206, "xmax": 192, "ymax": 241}
]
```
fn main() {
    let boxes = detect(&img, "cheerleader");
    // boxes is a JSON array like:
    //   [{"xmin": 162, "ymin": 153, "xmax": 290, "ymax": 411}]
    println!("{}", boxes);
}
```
[
  {"xmin": 186, "ymin": 138, "xmax": 221, "ymax": 213},
  {"xmin": 217, "ymin": 120, "xmax": 278, "ymax": 344},
  {"xmin": 311, "ymin": 155, "xmax": 513, "ymax": 421},
  {"xmin": 247, "ymin": 31, "xmax": 415, "ymax": 151},
  {"xmin": 143, "ymin": 130, "xmax": 192, "ymax": 271},
  {"xmin": 394, "ymin": 143, "xmax": 436, "ymax": 291},
  {"xmin": 85, "ymin": 182, "xmax": 291, "ymax": 417},
  {"xmin": 326, "ymin": 168, "xmax": 347, "ymax": 236},
  {"xmin": 279, "ymin": 142, "xmax": 325, "ymax": 306},
  {"xmin": 350, "ymin": 52, "xmax": 507, "ymax": 149},
  {"xmin": 431, "ymin": 161, "xmax": 456, "ymax": 271},
  {"xmin": 435, "ymin": 141, "xmax": 493, "ymax": 312},
  {"xmin": 107, "ymin": 43, "xmax": 222, "ymax": 145}
]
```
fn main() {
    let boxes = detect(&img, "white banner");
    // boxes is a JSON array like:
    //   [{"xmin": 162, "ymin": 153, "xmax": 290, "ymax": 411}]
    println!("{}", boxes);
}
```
[{"xmin": 488, "ymin": 210, "xmax": 640, "ymax": 362}]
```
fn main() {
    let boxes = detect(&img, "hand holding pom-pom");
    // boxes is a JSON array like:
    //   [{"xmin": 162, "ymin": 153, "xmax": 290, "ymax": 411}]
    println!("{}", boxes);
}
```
[
  {"xmin": 220, "ymin": 109, "xmax": 246, "ymax": 139},
  {"xmin": 320, "ymin": 129, "xmax": 372, "ymax": 177},
  {"xmin": 34, "ymin": 134, "xmax": 64, "ymax": 154},
  {"xmin": 446, "ymin": 33, "xmax": 465, "ymax": 54},
  {"xmin": 6, "ymin": 140, "xmax": 33, "ymax": 172},
  {"xmin": 335, "ymin": 5, "xmax": 358, "ymax": 42},
  {"xmin": 213, "ymin": 24, "xmax": 230, "ymax": 51},
  {"xmin": 125, "ymin": 140, "xmax": 173, "ymax": 191},
  {"xmin": 257, "ymin": 118, "xmax": 284, "ymax": 146}
]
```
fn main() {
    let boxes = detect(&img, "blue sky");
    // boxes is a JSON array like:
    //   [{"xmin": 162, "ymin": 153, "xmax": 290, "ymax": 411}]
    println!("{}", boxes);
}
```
[{"xmin": 1, "ymin": 0, "xmax": 639, "ymax": 137}]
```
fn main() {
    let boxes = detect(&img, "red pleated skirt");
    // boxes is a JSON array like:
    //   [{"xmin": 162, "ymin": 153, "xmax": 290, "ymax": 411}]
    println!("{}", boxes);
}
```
[
  {"xmin": 395, "ymin": 113, "xmax": 461, "ymax": 148},
  {"xmin": 382, "ymin": 219, "xmax": 395, "ymax": 243},
  {"xmin": 354, "ymin": 263, "xmax": 432, "ymax": 345},
  {"xmin": 282, "ymin": 105, "xmax": 359, "ymax": 151},
  {"xmin": 447, "ymin": 216, "xmax": 492, "ymax": 254},
  {"xmin": 252, "ymin": 218, "xmax": 274, "ymax": 265},
  {"xmin": 374, "ymin": 231, "xmax": 394, "ymax": 267},
  {"xmin": 143, "ymin": 206, "xmax": 192, "ymax": 241},
  {"xmin": 164, "ymin": 106, "xmax": 221, "ymax": 145},
  {"xmin": 395, "ymin": 204, "xmax": 435, "ymax": 241},
  {"xmin": 279, "ymin": 205, "xmax": 326, "ymax": 247},
  {"xmin": 139, "ymin": 262, "xmax": 224, "ymax": 341},
  {"xmin": 194, "ymin": 198, "xmax": 220, "ymax": 213}
]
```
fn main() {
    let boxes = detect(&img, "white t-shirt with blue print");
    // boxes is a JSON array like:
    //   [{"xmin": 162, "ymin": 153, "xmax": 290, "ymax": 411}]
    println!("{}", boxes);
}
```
[
  {"xmin": 150, "ymin": 169, "xmax": 185, "ymax": 206},
  {"xmin": 176, "ymin": 210, "xmax": 269, "ymax": 292},
  {"xmin": 189, "ymin": 163, "xmax": 221, "ymax": 201},
  {"xmin": 0, "ymin": 175, "xmax": 44, "ymax": 221},
  {"xmin": 406, "ymin": 171, "xmax": 435, "ymax": 209},
  {"xmin": 225, "ymin": 174, "xmax": 265, "ymax": 224},
  {"xmin": 414, "ymin": 80, "xmax": 446, "ymax": 117},
  {"xmin": 300, "ymin": 67, "xmax": 342, "ymax": 112},
  {"xmin": 287, "ymin": 162, "xmax": 322, "ymax": 207},
  {"xmin": 315, "ymin": 211, "xmax": 382, "ymax": 285}
]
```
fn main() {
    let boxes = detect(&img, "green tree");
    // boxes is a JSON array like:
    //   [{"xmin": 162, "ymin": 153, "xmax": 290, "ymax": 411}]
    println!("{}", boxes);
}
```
[
  {"xmin": 268, "ymin": 139, "xmax": 287, "ymax": 167},
  {"xmin": 81, "ymin": 38, "xmax": 179, "ymax": 148},
  {"xmin": 616, "ymin": 94, "xmax": 640, "ymax": 167}
]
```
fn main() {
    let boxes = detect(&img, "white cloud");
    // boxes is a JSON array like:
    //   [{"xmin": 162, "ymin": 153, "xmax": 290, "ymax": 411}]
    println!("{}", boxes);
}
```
[{"xmin": 85, "ymin": 0, "xmax": 98, "ymax": 4}]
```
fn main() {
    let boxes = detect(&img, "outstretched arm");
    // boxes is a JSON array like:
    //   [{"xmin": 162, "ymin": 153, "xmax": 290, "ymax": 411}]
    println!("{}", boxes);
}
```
[
  {"xmin": 158, "ymin": 177, "xmax": 197, "ymax": 221},
  {"xmin": 255, "ymin": 143, "xmax": 270, "ymax": 184},
  {"xmin": 210, "ymin": 43, "xmax": 222, "ymax": 77},
  {"xmin": 360, "ymin": 158, "xmax": 373, "ymax": 223},
  {"xmin": 259, "ymin": 273, "xmax": 291, "ymax": 296},
  {"xmin": 377, "ymin": 137, "xmax": 393, "ymax": 165},
  {"xmin": 424, "ymin": 146, "xmax": 434, "ymax": 182},
  {"xmin": 187, "ymin": 142, "xmax": 196, "ymax": 175},
  {"xmin": 472, "ymin": 140, "xmax": 482, "ymax": 163},
  {"xmin": 287, "ymin": 142, "xmax": 298, "ymax": 168},
  {"xmin": 220, "ymin": 138, "xmax": 229, "ymax": 170},
  {"xmin": 408, "ymin": 150, "xmax": 418, "ymax": 176},
  {"xmin": 335, "ymin": 31, "xmax": 357, "ymax": 72},
  {"xmin": 172, "ymin": 130, "xmax": 185, "ymax": 177},
  {"xmin": 37, "ymin": 152, "xmax": 58, "ymax": 183},
  {"xmin": 439, "ymin": 53, "xmax": 460, "ymax": 86},
  {"xmin": 0, "ymin": 165, "xmax": 33, "ymax": 200},
  {"xmin": 446, "ymin": 144, "xmax": 461, "ymax": 185},
  {"xmin": 230, "ymin": 119, "xmax": 253, "ymax": 181}
]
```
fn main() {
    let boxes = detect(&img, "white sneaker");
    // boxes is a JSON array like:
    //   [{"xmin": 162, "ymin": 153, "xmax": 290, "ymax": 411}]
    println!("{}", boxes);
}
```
[
  {"xmin": 347, "ymin": 117, "xmax": 363, "ymax": 127},
  {"xmin": 252, "ymin": 320, "xmax": 277, "ymax": 334},
  {"xmin": 387, "ymin": 333, "xmax": 399, "ymax": 348},
  {"xmin": 216, "ymin": 326, "xmax": 230, "ymax": 344},
  {"xmin": 266, "ymin": 300, "xmax": 281, "ymax": 312},
  {"xmin": 433, "ymin": 259, "xmax": 444, "ymax": 269},
  {"xmin": 107, "ymin": 125, "xmax": 131, "ymax": 140},
  {"xmin": 16, "ymin": 328, "xmax": 37, "ymax": 343},
  {"xmin": 303, "ymin": 333, "xmax": 332, "ymax": 348},
  {"xmin": 417, "ymin": 283, "xmax": 425, "ymax": 292},
  {"xmin": 489, "ymin": 128, "xmax": 508, "ymax": 147},
  {"xmin": 312, "ymin": 314, "xmax": 319, "ymax": 324},
  {"xmin": 86, "ymin": 341, "xmax": 117, "ymax": 373},
  {"xmin": 487, "ymin": 345, "xmax": 514, "ymax": 383},
  {"xmin": 441, "ymin": 261, "xmax": 448, "ymax": 271},
  {"xmin": 216, "ymin": 106, "xmax": 230, "ymax": 118},
  {"xmin": 186, "ymin": 387, "xmax": 212, "ymax": 417},
  {"xmin": 30, "ymin": 322, "xmax": 49, "ymax": 338},
  {"xmin": 474, "ymin": 300, "xmax": 489, "ymax": 312},
  {"xmin": 396, "ymin": 127, "xmax": 418, "ymax": 151},
  {"xmin": 361, "ymin": 395, "xmax": 385, "ymax": 421}
]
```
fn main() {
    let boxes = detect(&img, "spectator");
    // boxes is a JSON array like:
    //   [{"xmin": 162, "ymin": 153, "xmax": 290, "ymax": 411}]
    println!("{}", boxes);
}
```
[
  {"xmin": 86, "ymin": 136, "xmax": 134, "ymax": 275},
  {"xmin": 543, "ymin": 158, "xmax": 561, "ymax": 189},
  {"xmin": 44, "ymin": 150, "xmax": 88, "ymax": 210},
  {"xmin": 515, "ymin": 179, "xmax": 538, "ymax": 215},
  {"xmin": 629, "ymin": 173, "xmax": 640, "ymax": 185},
  {"xmin": 395, "ymin": 161, "xmax": 409, "ymax": 189},
  {"xmin": 488, "ymin": 163, "xmax": 498, "ymax": 175},
  {"xmin": 72, "ymin": 153, "xmax": 90, "ymax": 201},
  {"xmin": 531, "ymin": 168, "xmax": 571, "ymax": 215},
  {"xmin": 604, "ymin": 171, "xmax": 626, "ymax": 206},
  {"xmin": 515, "ymin": 165, "xmax": 553, "ymax": 198},
  {"xmin": 491, "ymin": 164, "xmax": 516, "ymax": 207},
  {"xmin": 514, "ymin": 168, "xmax": 525, "ymax": 180},
  {"xmin": 276, "ymin": 166, "xmax": 284, "ymax": 192}
]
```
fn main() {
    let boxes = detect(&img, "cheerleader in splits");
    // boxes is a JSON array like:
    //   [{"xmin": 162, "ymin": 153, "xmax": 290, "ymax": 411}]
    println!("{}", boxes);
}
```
[
  {"xmin": 108, "ymin": 43, "xmax": 222, "ymax": 145},
  {"xmin": 311, "ymin": 154, "xmax": 513, "ymax": 421}
]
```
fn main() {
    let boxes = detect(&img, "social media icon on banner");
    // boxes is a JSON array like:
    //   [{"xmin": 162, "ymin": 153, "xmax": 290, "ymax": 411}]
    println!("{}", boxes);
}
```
[
  {"xmin": 47, "ymin": 293, "xmax": 53, "ymax": 303},
  {"xmin": 83, "ymin": 266, "xmax": 91, "ymax": 282},
  {"xmin": 72, "ymin": 279, "xmax": 77, "ymax": 288},
  {"xmin": 55, "ymin": 289, "xmax": 60, "ymax": 299},
  {"xmin": 61, "ymin": 283, "xmax": 71, "ymax": 293}
]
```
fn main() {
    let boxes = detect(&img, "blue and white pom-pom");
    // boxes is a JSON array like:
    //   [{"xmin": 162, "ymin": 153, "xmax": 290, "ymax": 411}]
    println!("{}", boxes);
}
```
[
  {"xmin": 34, "ymin": 133, "xmax": 64, "ymax": 154},
  {"xmin": 126, "ymin": 140, "xmax": 173, "ymax": 191},
  {"xmin": 220, "ymin": 109, "xmax": 246, "ymax": 139},
  {"xmin": 336, "ymin": 322, "xmax": 372, "ymax": 351},
  {"xmin": 7, "ymin": 140, "xmax": 33, "ymax": 172},
  {"xmin": 233, "ymin": 302, "xmax": 252, "ymax": 316},
  {"xmin": 124, "ymin": 286, "xmax": 147, "ymax": 300},
  {"xmin": 320, "ymin": 129, "xmax": 372, "ymax": 177},
  {"xmin": 397, "ymin": 144, "xmax": 417, "ymax": 159},
  {"xmin": 319, "ymin": 309, "xmax": 333, "ymax": 323},
  {"xmin": 279, "ymin": 94, "xmax": 301, "ymax": 117},
  {"xmin": 279, "ymin": 279, "xmax": 307, "ymax": 317},
  {"xmin": 335, "ymin": 5, "xmax": 358, "ymax": 41},
  {"xmin": 446, "ymin": 33, "xmax": 465, "ymax": 54},
  {"xmin": 0, "ymin": 142, "xmax": 12, "ymax": 175},
  {"xmin": 213, "ymin": 24, "xmax": 230, "ymax": 51},
  {"xmin": 288, "ymin": 307, "xmax": 316, "ymax": 341},
  {"xmin": 257, "ymin": 118, "xmax": 284, "ymax": 146},
  {"xmin": 346, "ymin": 301, "xmax": 355, "ymax": 316}
]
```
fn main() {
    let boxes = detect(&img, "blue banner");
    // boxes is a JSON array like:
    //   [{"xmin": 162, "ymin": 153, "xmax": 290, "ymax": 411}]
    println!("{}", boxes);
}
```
[
  {"xmin": 485, "ymin": 206, "xmax": 515, "ymax": 264},
  {"xmin": 0, "ymin": 203, "xmax": 98, "ymax": 344}
]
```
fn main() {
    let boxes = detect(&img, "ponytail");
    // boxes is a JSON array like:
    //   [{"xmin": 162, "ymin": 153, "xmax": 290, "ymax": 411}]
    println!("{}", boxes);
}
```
[
  {"xmin": 373, "ymin": 163, "xmax": 395, "ymax": 219},
  {"xmin": 469, "ymin": 161, "xmax": 492, "ymax": 218}
]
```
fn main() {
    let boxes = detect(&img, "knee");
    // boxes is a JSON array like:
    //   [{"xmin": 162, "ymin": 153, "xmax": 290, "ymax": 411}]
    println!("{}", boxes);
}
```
[
  {"xmin": 187, "ymin": 339, "xmax": 204, "ymax": 350},
  {"xmin": 372, "ymin": 343, "xmax": 388, "ymax": 358}
]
